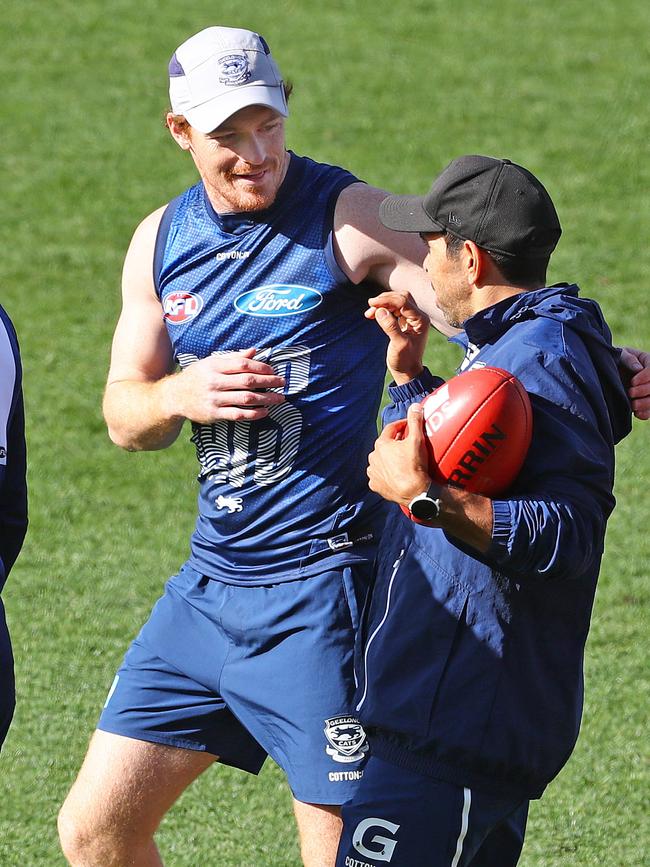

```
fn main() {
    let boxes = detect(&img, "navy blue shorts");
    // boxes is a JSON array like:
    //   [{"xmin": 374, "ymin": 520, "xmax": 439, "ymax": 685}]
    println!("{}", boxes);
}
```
[
  {"xmin": 336, "ymin": 756, "xmax": 528, "ymax": 867},
  {"xmin": 0, "ymin": 597, "xmax": 15, "ymax": 750},
  {"xmin": 99, "ymin": 562, "xmax": 371, "ymax": 805}
]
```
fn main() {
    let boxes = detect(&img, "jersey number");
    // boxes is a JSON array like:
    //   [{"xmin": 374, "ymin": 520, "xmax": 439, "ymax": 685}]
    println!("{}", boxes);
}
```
[{"xmin": 179, "ymin": 346, "xmax": 311, "ymax": 488}]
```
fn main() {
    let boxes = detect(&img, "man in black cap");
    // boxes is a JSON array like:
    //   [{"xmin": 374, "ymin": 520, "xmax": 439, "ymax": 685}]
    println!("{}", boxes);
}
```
[{"xmin": 335, "ymin": 156, "xmax": 633, "ymax": 866}]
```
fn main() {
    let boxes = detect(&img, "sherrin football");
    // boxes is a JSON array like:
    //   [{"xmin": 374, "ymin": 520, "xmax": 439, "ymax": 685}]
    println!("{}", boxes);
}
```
[{"xmin": 418, "ymin": 366, "xmax": 533, "ymax": 496}]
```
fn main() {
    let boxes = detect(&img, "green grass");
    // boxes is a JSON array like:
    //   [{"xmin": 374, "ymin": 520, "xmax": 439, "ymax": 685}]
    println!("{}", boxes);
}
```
[{"xmin": 1, "ymin": 0, "xmax": 649, "ymax": 864}]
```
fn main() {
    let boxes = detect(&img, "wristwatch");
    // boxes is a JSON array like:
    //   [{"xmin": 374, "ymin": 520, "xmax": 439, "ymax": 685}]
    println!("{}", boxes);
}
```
[{"xmin": 408, "ymin": 484, "xmax": 442, "ymax": 522}]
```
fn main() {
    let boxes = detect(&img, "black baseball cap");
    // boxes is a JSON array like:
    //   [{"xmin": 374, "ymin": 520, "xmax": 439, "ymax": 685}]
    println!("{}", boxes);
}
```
[{"xmin": 379, "ymin": 155, "xmax": 561, "ymax": 259}]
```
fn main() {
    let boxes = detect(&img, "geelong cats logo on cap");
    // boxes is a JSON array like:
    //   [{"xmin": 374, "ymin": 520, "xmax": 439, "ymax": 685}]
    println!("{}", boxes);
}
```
[{"xmin": 218, "ymin": 53, "xmax": 252, "ymax": 85}]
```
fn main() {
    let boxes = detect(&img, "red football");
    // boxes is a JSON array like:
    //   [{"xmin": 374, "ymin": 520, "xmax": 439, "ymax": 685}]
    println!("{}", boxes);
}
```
[
  {"xmin": 402, "ymin": 367, "xmax": 533, "ymax": 522},
  {"xmin": 421, "ymin": 366, "xmax": 532, "ymax": 494}
]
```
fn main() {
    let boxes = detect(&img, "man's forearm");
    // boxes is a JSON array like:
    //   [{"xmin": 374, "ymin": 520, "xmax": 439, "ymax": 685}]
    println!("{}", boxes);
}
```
[
  {"xmin": 433, "ymin": 485, "xmax": 493, "ymax": 553},
  {"xmin": 103, "ymin": 377, "xmax": 184, "ymax": 451}
]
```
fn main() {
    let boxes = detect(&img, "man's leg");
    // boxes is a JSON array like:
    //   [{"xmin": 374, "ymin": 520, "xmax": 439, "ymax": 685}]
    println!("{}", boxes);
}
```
[
  {"xmin": 58, "ymin": 730, "xmax": 215, "ymax": 866},
  {"xmin": 60, "ymin": 567, "xmax": 269, "ymax": 865},
  {"xmin": 215, "ymin": 564, "xmax": 373, "ymax": 866},
  {"xmin": 293, "ymin": 800, "xmax": 343, "ymax": 867},
  {"xmin": 468, "ymin": 801, "xmax": 528, "ymax": 867},
  {"xmin": 336, "ymin": 755, "xmax": 527, "ymax": 867}
]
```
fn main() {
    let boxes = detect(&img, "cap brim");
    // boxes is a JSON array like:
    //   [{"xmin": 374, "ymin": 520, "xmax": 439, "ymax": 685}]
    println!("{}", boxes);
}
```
[
  {"xmin": 379, "ymin": 195, "xmax": 446, "ymax": 233},
  {"xmin": 182, "ymin": 84, "xmax": 288, "ymax": 134}
]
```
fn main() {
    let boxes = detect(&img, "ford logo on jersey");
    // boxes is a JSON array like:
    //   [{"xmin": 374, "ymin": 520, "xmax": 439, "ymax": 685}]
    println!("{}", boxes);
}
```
[{"xmin": 234, "ymin": 285, "xmax": 323, "ymax": 317}]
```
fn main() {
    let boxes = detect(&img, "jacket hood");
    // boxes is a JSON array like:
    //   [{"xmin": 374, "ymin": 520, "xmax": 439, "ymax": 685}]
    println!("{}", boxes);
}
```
[{"xmin": 461, "ymin": 283, "xmax": 632, "ymax": 444}]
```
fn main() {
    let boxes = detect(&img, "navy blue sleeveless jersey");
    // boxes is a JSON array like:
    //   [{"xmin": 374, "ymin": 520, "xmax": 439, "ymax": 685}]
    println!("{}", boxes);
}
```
[{"xmin": 154, "ymin": 153, "xmax": 388, "ymax": 583}]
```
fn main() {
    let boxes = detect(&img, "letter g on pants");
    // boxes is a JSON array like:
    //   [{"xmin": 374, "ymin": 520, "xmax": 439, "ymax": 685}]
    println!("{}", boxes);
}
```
[{"xmin": 353, "ymin": 817, "xmax": 400, "ymax": 862}]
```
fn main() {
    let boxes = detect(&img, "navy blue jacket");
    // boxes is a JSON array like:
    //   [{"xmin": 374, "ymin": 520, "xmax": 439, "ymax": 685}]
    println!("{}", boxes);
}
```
[
  {"xmin": 0, "ymin": 304, "xmax": 27, "ymax": 591},
  {"xmin": 356, "ymin": 284, "xmax": 631, "ymax": 800}
]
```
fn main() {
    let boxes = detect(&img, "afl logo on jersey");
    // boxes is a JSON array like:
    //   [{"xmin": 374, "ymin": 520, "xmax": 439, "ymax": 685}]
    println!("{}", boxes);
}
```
[
  {"xmin": 163, "ymin": 291, "xmax": 204, "ymax": 324},
  {"xmin": 234, "ymin": 285, "xmax": 322, "ymax": 317}
]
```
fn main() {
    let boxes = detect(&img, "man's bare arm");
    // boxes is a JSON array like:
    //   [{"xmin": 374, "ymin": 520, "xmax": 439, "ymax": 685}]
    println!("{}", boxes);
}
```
[
  {"xmin": 104, "ymin": 207, "xmax": 286, "ymax": 452},
  {"xmin": 332, "ymin": 183, "xmax": 457, "ymax": 337}
]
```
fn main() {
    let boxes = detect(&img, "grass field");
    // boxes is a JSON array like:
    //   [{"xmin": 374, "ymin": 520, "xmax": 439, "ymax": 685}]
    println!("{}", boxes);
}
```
[{"xmin": 1, "ymin": 0, "xmax": 648, "ymax": 864}]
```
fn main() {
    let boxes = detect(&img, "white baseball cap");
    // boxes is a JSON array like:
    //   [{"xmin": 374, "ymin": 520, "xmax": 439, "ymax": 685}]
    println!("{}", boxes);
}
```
[{"xmin": 168, "ymin": 26, "xmax": 288, "ymax": 134}]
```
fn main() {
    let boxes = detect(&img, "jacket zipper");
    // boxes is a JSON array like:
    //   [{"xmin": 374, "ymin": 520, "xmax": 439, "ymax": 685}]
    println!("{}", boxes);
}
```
[{"xmin": 356, "ymin": 548, "xmax": 405, "ymax": 712}]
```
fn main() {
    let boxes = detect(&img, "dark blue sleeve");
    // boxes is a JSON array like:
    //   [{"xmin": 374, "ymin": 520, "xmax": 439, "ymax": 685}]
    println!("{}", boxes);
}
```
[
  {"xmin": 485, "ymin": 365, "xmax": 619, "ymax": 583},
  {"xmin": 381, "ymin": 368, "xmax": 445, "ymax": 427}
]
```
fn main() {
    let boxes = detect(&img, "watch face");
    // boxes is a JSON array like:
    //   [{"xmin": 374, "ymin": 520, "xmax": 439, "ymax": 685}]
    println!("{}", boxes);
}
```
[{"xmin": 410, "ymin": 496, "xmax": 440, "ymax": 521}]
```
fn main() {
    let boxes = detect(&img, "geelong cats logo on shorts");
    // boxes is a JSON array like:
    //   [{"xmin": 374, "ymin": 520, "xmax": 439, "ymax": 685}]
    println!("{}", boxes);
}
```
[{"xmin": 324, "ymin": 716, "xmax": 369, "ymax": 763}]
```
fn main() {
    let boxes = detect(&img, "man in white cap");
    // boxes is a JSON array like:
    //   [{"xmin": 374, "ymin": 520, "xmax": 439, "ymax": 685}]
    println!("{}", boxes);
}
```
[
  {"xmin": 57, "ymin": 25, "xmax": 650, "ymax": 867},
  {"xmin": 56, "ymin": 25, "xmax": 452, "ymax": 867}
]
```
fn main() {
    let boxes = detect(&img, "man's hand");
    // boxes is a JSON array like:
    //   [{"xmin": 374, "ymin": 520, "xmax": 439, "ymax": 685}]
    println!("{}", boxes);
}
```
[
  {"xmin": 367, "ymin": 404, "xmax": 432, "ymax": 506},
  {"xmin": 368, "ymin": 404, "xmax": 495, "ymax": 550},
  {"xmin": 164, "ymin": 348, "xmax": 286, "ymax": 423},
  {"xmin": 619, "ymin": 347, "xmax": 650, "ymax": 420},
  {"xmin": 366, "ymin": 291, "xmax": 430, "ymax": 384}
]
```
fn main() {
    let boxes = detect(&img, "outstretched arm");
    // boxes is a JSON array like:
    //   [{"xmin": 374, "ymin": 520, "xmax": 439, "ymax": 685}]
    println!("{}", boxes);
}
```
[
  {"xmin": 332, "ymin": 183, "xmax": 456, "ymax": 337},
  {"xmin": 334, "ymin": 184, "xmax": 650, "ymax": 418}
]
